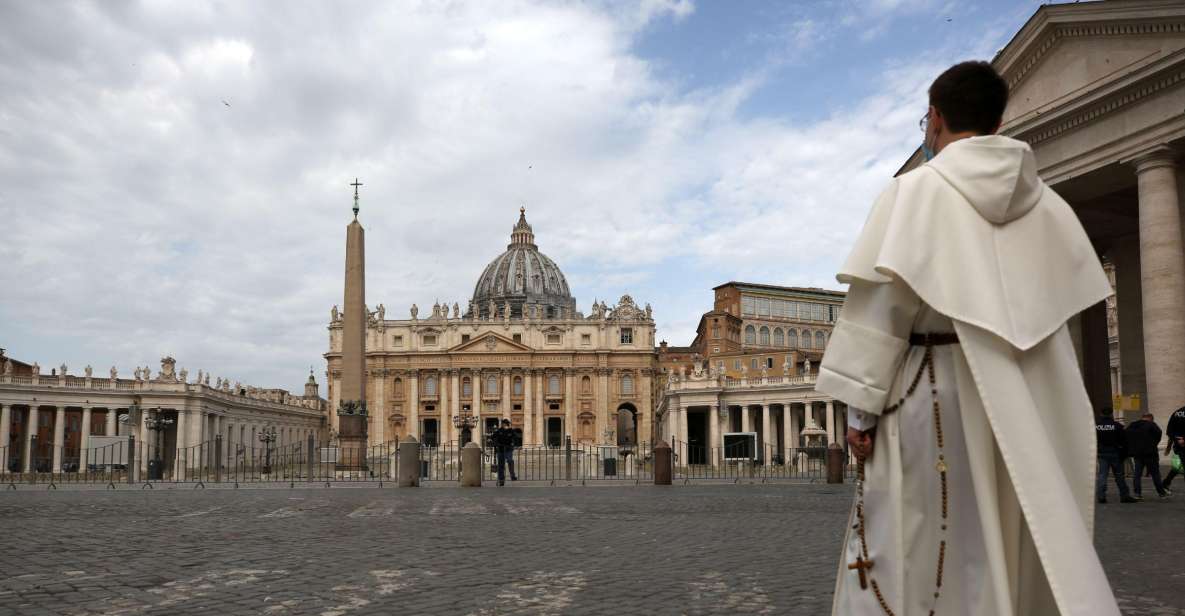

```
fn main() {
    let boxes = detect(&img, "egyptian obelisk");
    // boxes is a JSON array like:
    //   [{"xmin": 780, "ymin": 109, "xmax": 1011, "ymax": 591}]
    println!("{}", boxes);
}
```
[{"xmin": 338, "ymin": 178, "xmax": 368, "ymax": 470}]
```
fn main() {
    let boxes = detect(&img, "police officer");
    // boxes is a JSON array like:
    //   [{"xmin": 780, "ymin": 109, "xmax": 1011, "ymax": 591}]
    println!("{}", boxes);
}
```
[
  {"xmin": 491, "ymin": 418, "xmax": 519, "ymax": 486},
  {"xmin": 1124, "ymin": 412, "xmax": 1168, "ymax": 500},
  {"xmin": 1096, "ymin": 407, "xmax": 1135, "ymax": 504},
  {"xmin": 1162, "ymin": 406, "xmax": 1185, "ymax": 492}
]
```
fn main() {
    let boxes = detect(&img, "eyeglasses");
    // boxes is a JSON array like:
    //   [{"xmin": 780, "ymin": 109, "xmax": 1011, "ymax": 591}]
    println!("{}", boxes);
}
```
[{"xmin": 919, "ymin": 112, "xmax": 929, "ymax": 133}]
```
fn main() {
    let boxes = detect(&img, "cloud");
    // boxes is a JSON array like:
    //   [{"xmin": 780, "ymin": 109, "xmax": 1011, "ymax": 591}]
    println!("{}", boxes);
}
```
[{"xmin": 0, "ymin": 0, "xmax": 1008, "ymax": 392}]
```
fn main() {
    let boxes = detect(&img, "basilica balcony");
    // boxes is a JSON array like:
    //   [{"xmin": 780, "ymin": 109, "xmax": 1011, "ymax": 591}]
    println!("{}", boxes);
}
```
[
  {"xmin": 420, "ymin": 393, "xmax": 439, "ymax": 402},
  {"xmin": 545, "ymin": 392, "xmax": 564, "ymax": 401}
]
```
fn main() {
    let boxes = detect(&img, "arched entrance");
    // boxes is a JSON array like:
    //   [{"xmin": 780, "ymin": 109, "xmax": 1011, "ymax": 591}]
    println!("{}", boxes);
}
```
[{"xmin": 615, "ymin": 403, "xmax": 638, "ymax": 448}]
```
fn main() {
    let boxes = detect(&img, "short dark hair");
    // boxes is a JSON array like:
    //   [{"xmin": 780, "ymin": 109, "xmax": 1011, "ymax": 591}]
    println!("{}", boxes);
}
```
[
  {"xmin": 1099, "ymin": 406, "xmax": 1114, "ymax": 417},
  {"xmin": 501, "ymin": 418, "xmax": 511, "ymax": 426},
  {"xmin": 928, "ymin": 61, "xmax": 1008, "ymax": 135}
]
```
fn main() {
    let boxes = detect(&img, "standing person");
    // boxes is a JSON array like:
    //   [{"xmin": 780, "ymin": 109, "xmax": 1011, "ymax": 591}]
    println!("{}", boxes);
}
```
[
  {"xmin": 491, "ymin": 419, "xmax": 518, "ymax": 486},
  {"xmin": 1163, "ymin": 406, "xmax": 1185, "ymax": 490},
  {"xmin": 1096, "ymin": 408, "xmax": 1135, "ymax": 503},
  {"xmin": 817, "ymin": 61, "xmax": 1119, "ymax": 615},
  {"xmin": 1125, "ymin": 412, "xmax": 1168, "ymax": 500}
]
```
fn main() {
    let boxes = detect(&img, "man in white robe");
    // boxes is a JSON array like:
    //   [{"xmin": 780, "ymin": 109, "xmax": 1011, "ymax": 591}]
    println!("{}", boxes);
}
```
[{"xmin": 816, "ymin": 61, "xmax": 1120, "ymax": 615}]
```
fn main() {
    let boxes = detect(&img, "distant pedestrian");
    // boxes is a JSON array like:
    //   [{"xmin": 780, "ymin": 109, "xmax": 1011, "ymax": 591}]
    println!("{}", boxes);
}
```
[
  {"xmin": 1096, "ymin": 407, "xmax": 1135, "ymax": 504},
  {"xmin": 1125, "ymin": 412, "xmax": 1168, "ymax": 500},
  {"xmin": 1165, "ymin": 406, "xmax": 1185, "ymax": 492},
  {"xmin": 491, "ymin": 419, "xmax": 518, "ymax": 486}
]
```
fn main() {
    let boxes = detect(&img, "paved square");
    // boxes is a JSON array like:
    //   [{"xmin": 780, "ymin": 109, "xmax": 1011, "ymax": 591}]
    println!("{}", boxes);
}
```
[{"xmin": 0, "ymin": 484, "xmax": 1180, "ymax": 615}]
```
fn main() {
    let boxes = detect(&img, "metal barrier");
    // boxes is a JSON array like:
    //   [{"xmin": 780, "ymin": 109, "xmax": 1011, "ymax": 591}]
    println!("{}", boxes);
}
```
[{"xmin": 669, "ymin": 440, "xmax": 856, "ymax": 482}]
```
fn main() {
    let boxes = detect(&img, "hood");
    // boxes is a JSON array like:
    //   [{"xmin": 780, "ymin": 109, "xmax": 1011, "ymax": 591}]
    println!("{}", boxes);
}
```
[{"xmin": 926, "ymin": 135, "xmax": 1042, "ymax": 224}]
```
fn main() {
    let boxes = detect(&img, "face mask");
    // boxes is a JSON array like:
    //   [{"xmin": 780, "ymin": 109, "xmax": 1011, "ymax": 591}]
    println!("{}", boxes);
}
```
[{"xmin": 921, "ymin": 129, "xmax": 936, "ymax": 161}]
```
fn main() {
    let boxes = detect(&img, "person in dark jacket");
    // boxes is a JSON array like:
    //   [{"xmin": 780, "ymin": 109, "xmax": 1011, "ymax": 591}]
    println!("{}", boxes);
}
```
[
  {"xmin": 490, "ymin": 419, "xmax": 518, "ymax": 486},
  {"xmin": 1163, "ymin": 406, "xmax": 1185, "ymax": 491},
  {"xmin": 1125, "ymin": 413, "xmax": 1168, "ymax": 500},
  {"xmin": 1096, "ymin": 407, "xmax": 1135, "ymax": 504}
]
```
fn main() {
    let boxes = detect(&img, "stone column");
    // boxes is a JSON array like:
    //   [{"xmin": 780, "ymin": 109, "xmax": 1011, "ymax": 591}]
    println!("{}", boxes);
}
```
[
  {"xmin": 1113, "ymin": 235, "xmax": 1147, "ymax": 410},
  {"xmin": 502, "ymin": 370, "xmax": 511, "ymax": 421},
  {"xmin": 439, "ymin": 370, "xmax": 451, "ymax": 447},
  {"xmin": 565, "ymin": 370, "xmax": 575, "ymax": 441},
  {"xmin": 782, "ymin": 405, "xmax": 793, "ymax": 461},
  {"xmin": 0, "ymin": 404, "xmax": 10, "ymax": 468},
  {"xmin": 806, "ymin": 402, "xmax": 817, "ymax": 428},
  {"xmin": 1135, "ymin": 148, "xmax": 1185, "ymax": 427},
  {"xmin": 597, "ymin": 368, "xmax": 609, "ymax": 445},
  {"xmin": 708, "ymin": 404, "xmax": 720, "ymax": 466},
  {"xmin": 761, "ymin": 404, "xmax": 771, "ymax": 462},
  {"xmin": 374, "ymin": 373, "xmax": 386, "ymax": 445},
  {"xmin": 24, "ymin": 406, "xmax": 38, "ymax": 472},
  {"xmin": 534, "ymin": 370, "xmax": 545, "ymax": 446},
  {"xmin": 408, "ymin": 372, "xmax": 419, "ymax": 440},
  {"xmin": 80, "ymin": 407, "xmax": 92, "ymax": 471},
  {"xmin": 825, "ymin": 400, "xmax": 836, "ymax": 445},
  {"xmin": 741, "ymin": 405, "xmax": 752, "ymax": 433},
  {"xmin": 639, "ymin": 369, "xmax": 653, "ymax": 446},
  {"xmin": 790, "ymin": 404, "xmax": 802, "ymax": 450},
  {"xmin": 174, "ymin": 410, "xmax": 188, "ymax": 478},
  {"xmin": 138, "ymin": 407, "xmax": 150, "ymax": 474},
  {"xmin": 677, "ymin": 405, "xmax": 688, "ymax": 464},
  {"xmin": 51, "ymin": 406, "xmax": 65, "ymax": 473},
  {"xmin": 106, "ymin": 407, "xmax": 116, "ymax": 436},
  {"xmin": 523, "ymin": 370, "xmax": 533, "ymax": 446}
]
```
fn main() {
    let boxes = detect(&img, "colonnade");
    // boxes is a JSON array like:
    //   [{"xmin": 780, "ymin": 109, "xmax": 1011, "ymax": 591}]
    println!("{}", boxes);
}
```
[{"xmin": 666, "ymin": 400, "xmax": 843, "ymax": 465}]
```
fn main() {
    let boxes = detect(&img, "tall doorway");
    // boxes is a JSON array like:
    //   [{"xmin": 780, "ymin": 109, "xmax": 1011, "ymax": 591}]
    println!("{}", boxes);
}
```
[
  {"xmin": 687, "ymin": 408, "xmax": 708, "ymax": 465},
  {"xmin": 546, "ymin": 417, "xmax": 563, "ymax": 448}
]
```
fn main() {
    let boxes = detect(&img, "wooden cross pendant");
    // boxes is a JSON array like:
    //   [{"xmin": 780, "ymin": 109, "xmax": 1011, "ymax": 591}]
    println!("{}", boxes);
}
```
[{"xmin": 848, "ymin": 556, "xmax": 874, "ymax": 590}]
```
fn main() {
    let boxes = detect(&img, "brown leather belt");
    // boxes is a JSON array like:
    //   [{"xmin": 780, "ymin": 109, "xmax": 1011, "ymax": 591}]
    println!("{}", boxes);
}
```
[{"xmin": 909, "ymin": 332, "xmax": 959, "ymax": 346}]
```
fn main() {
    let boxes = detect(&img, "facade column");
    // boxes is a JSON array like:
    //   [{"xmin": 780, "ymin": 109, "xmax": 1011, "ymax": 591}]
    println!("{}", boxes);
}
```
[
  {"xmin": 1135, "ymin": 148, "xmax": 1185, "ymax": 427},
  {"xmin": 105, "ymin": 407, "xmax": 116, "ymax": 436},
  {"xmin": 708, "ymin": 403, "xmax": 720, "ymax": 466},
  {"xmin": 80, "ymin": 407, "xmax": 92, "ymax": 471},
  {"xmin": 1113, "ymin": 235, "xmax": 1147, "ymax": 411},
  {"xmin": 374, "ymin": 372, "xmax": 386, "ymax": 445},
  {"xmin": 824, "ymin": 400, "xmax": 836, "ymax": 445},
  {"xmin": 761, "ymin": 404, "xmax": 771, "ymax": 463},
  {"xmin": 565, "ymin": 370, "xmax": 575, "ymax": 441},
  {"xmin": 174, "ymin": 410, "xmax": 188, "ymax": 479},
  {"xmin": 741, "ymin": 405, "xmax": 752, "ymax": 433},
  {"xmin": 534, "ymin": 370, "xmax": 545, "ymax": 446},
  {"xmin": 597, "ymin": 368, "xmax": 609, "ymax": 445},
  {"xmin": 523, "ymin": 370, "xmax": 533, "ymax": 446},
  {"xmin": 439, "ymin": 370, "xmax": 451, "ymax": 447},
  {"xmin": 677, "ymin": 405, "xmax": 688, "ymax": 465},
  {"xmin": 781, "ymin": 405, "xmax": 793, "ymax": 461},
  {"xmin": 51, "ymin": 406, "xmax": 65, "ymax": 473},
  {"xmin": 502, "ymin": 369, "xmax": 511, "ymax": 421},
  {"xmin": 639, "ymin": 369, "xmax": 653, "ymax": 447},
  {"xmin": 791, "ymin": 404, "xmax": 802, "ymax": 450},
  {"xmin": 408, "ymin": 372, "xmax": 419, "ymax": 440},
  {"xmin": 806, "ymin": 402, "xmax": 817, "ymax": 428},
  {"xmin": 0, "ymin": 404, "xmax": 10, "ymax": 469},
  {"xmin": 24, "ymin": 405, "xmax": 38, "ymax": 472},
  {"xmin": 138, "ymin": 407, "xmax": 150, "ymax": 474}
]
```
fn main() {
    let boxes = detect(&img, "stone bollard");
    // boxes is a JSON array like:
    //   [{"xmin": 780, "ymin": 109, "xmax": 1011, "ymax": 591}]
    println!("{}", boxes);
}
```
[
  {"xmin": 653, "ymin": 440, "xmax": 672, "ymax": 485},
  {"xmin": 461, "ymin": 442, "xmax": 483, "ymax": 487},
  {"xmin": 397, "ymin": 436, "xmax": 420, "ymax": 487},
  {"xmin": 827, "ymin": 442, "xmax": 845, "ymax": 484}
]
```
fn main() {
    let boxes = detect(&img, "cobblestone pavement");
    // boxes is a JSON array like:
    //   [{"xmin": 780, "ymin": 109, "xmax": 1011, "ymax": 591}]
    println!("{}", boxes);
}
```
[{"xmin": 0, "ymin": 483, "xmax": 1181, "ymax": 615}]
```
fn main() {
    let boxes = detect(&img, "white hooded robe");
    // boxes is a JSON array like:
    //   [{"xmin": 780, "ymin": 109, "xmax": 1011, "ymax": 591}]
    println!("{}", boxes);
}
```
[{"xmin": 816, "ymin": 135, "xmax": 1119, "ymax": 616}]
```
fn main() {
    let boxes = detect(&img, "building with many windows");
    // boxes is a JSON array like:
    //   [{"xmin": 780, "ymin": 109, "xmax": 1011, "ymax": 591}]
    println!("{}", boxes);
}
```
[
  {"xmin": 657, "ymin": 282, "xmax": 849, "ymax": 465},
  {"xmin": 323, "ymin": 209, "xmax": 657, "ymax": 449}
]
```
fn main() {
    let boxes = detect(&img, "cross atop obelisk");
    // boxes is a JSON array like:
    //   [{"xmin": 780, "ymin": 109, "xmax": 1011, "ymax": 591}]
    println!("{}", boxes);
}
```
[{"xmin": 350, "ymin": 178, "xmax": 363, "ymax": 219}]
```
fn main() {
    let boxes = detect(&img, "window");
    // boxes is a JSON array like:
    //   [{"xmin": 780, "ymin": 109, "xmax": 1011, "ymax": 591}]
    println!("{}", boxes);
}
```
[
  {"xmin": 514, "ymin": 377, "xmax": 523, "ymax": 395},
  {"xmin": 486, "ymin": 376, "xmax": 498, "ymax": 394},
  {"xmin": 713, "ymin": 347, "xmax": 720, "ymax": 353},
  {"xmin": 581, "ymin": 333, "xmax": 591, "ymax": 344},
  {"xmin": 801, "ymin": 330, "xmax": 812, "ymax": 349},
  {"xmin": 462, "ymin": 377, "xmax": 472, "ymax": 397},
  {"xmin": 394, "ymin": 378, "xmax": 403, "ymax": 395},
  {"xmin": 812, "ymin": 303, "xmax": 825, "ymax": 321},
  {"xmin": 750, "ymin": 358, "xmax": 759, "ymax": 370},
  {"xmin": 620, "ymin": 328, "xmax": 633, "ymax": 344},
  {"xmin": 744, "ymin": 325, "xmax": 756, "ymax": 345},
  {"xmin": 423, "ymin": 334, "xmax": 437, "ymax": 346},
  {"xmin": 424, "ymin": 377, "xmax": 437, "ymax": 395},
  {"xmin": 513, "ymin": 333, "xmax": 522, "ymax": 343},
  {"xmin": 757, "ymin": 297, "xmax": 771, "ymax": 316},
  {"xmin": 766, "ymin": 357, "xmax": 774, "ymax": 369},
  {"xmin": 621, "ymin": 374, "xmax": 634, "ymax": 395},
  {"xmin": 741, "ymin": 295, "xmax": 756, "ymax": 315},
  {"xmin": 712, "ymin": 325, "xmax": 720, "ymax": 338},
  {"xmin": 547, "ymin": 333, "xmax": 561, "ymax": 345},
  {"xmin": 773, "ymin": 328, "xmax": 784, "ymax": 346},
  {"xmin": 548, "ymin": 374, "xmax": 561, "ymax": 395},
  {"xmin": 759, "ymin": 326, "xmax": 770, "ymax": 346},
  {"xmin": 717, "ymin": 360, "xmax": 725, "ymax": 372},
  {"xmin": 733, "ymin": 359, "xmax": 742, "ymax": 370},
  {"xmin": 581, "ymin": 375, "xmax": 591, "ymax": 394},
  {"xmin": 816, "ymin": 331, "xmax": 826, "ymax": 348},
  {"xmin": 392, "ymin": 335, "xmax": 403, "ymax": 347},
  {"xmin": 788, "ymin": 329, "xmax": 798, "ymax": 348},
  {"xmin": 461, "ymin": 334, "xmax": 470, "ymax": 344}
]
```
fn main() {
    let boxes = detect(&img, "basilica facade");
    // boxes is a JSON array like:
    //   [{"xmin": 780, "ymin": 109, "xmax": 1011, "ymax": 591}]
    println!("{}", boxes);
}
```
[{"xmin": 323, "ymin": 209, "xmax": 657, "ymax": 449}]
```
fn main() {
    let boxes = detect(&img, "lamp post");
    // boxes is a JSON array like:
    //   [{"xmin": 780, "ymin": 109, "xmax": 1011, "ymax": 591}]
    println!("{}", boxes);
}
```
[
  {"xmin": 452, "ymin": 410, "xmax": 478, "ymax": 451},
  {"xmin": 143, "ymin": 410, "xmax": 174, "ymax": 480},
  {"xmin": 258, "ymin": 426, "xmax": 277, "ymax": 474}
]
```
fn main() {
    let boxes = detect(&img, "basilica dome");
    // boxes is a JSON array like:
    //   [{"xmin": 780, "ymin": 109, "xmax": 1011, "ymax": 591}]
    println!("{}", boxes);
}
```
[{"xmin": 470, "ymin": 209, "xmax": 577, "ymax": 320}]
